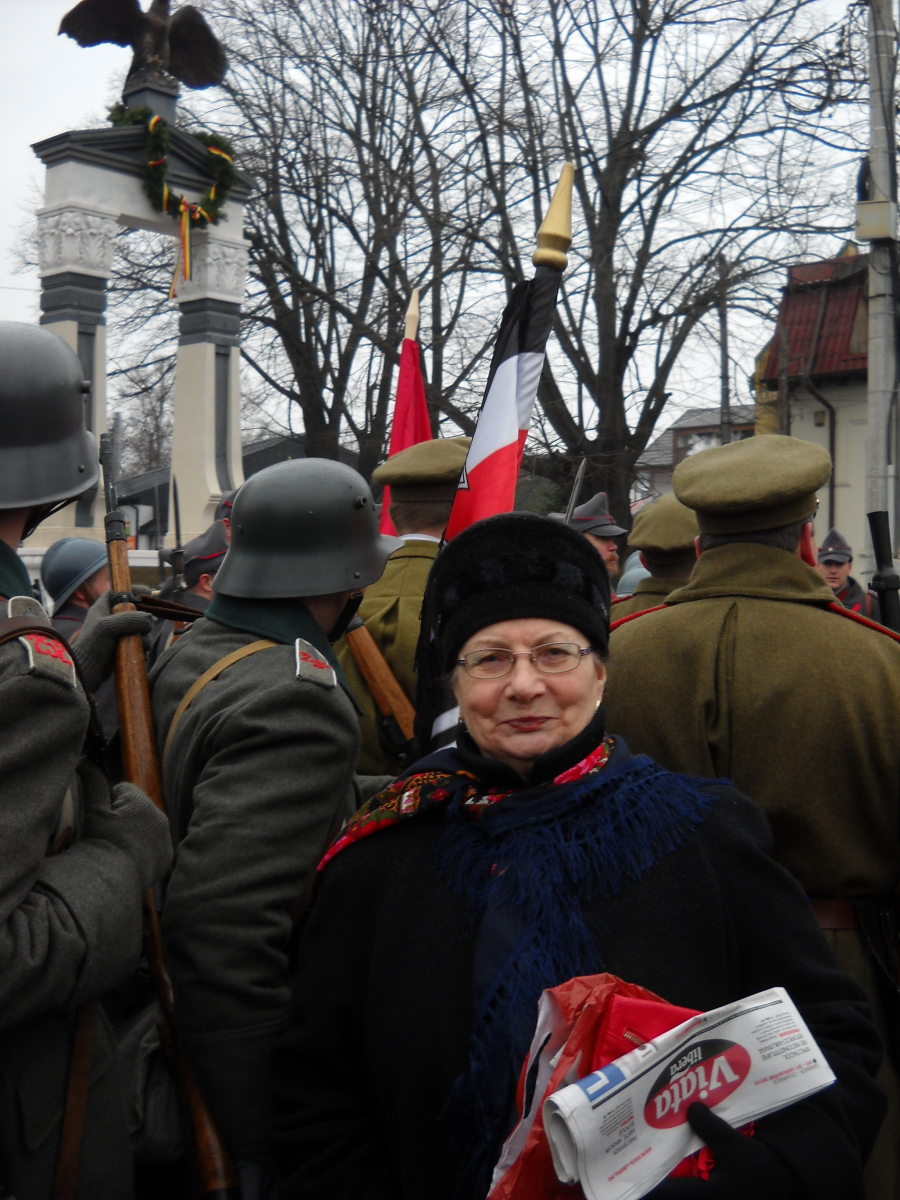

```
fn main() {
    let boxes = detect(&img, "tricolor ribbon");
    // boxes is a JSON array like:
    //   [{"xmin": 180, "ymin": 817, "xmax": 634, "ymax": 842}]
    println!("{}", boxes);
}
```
[{"xmin": 169, "ymin": 198, "xmax": 193, "ymax": 299}]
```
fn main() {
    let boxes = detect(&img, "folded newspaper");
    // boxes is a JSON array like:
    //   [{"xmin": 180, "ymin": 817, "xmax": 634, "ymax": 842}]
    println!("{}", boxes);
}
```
[{"xmin": 543, "ymin": 986, "xmax": 835, "ymax": 1200}]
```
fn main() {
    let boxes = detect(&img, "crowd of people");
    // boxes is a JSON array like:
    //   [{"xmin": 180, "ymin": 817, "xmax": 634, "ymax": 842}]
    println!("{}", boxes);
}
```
[{"xmin": 1, "ymin": 319, "xmax": 898, "ymax": 1200}]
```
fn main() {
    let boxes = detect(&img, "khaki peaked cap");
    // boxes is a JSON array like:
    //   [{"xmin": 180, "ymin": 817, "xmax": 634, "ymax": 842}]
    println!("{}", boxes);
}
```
[
  {"xmin": 673, "ymin": 435, "xmax": 831, "ymax": 535},
  {"xmin": 373, "ymin": 437, "xmax": 471, "ymax": 502},
  {"xmin": 628, "ymin": 493, "xmax": 698, "ymax": 554}
]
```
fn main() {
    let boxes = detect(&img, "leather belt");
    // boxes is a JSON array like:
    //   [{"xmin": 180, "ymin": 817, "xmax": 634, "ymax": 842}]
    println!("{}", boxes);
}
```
[{"xmin": 810, "ymin": 898, "xmax": 858, "ymax": 930}]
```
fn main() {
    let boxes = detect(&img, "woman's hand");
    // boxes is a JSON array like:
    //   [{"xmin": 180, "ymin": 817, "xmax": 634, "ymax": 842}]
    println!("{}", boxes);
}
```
[{"xmin": 648, "ymin": 1103, "xmax": 802, "ymax": 1198}]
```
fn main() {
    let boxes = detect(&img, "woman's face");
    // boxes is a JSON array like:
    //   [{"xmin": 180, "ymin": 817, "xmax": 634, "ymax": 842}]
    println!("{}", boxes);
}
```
[{"xmin": 452, "ymin": 618, "xmax": 606, "ymax": 779}]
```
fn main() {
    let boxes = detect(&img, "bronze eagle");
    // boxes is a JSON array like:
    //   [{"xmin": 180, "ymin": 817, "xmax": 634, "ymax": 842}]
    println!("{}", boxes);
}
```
[{"xmin": 59, "ymin": 0, "xmax": 227, "ymax": 90}]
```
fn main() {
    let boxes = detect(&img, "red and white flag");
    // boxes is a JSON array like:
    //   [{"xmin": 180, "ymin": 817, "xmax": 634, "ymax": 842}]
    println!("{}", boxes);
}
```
[
  {"xmin": 379, "ymin": 334, "xmax": 432, "ymax": 536},
  {"xmin": 444, "ymin": 268, "xmax": 562, "ymax": 541}
]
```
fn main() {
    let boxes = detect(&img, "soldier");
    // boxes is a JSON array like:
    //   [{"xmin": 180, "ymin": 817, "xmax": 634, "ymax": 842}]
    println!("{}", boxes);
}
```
[
  {"xmin": 41, "ymin": 536, "xmax": 118, "ymax": 737},
  {"xmin": 611, "ymin": 493, "xmax": 698, "ymax": 619},
  {"xmin": 216, "ymin": 489, "xmax": 237, "ymax": 542},
  {"xmin": 605, "ymin": 434, "xmax": 900, "ymax": 1197},
  {"xmin": 553, "ymin": 492, "xmax": 628, "ymax": 587},
  {"xmin": 0, "ymin": 322, "xmax": 171, "ymax": 1200},
  {"xmin": 336, "ymin": 437, "xmax": 470, "ymax": 775},
  {"xmin": 148, "ymin": 458, "xmax": 401, "ymax": 1196},
  {"xmin": 817, "ymin": 527, "xmax": 880, "ymax": 622},
  {"xmin": 147, "ymin": 521, "xmax": 228, "ymax": 663}
]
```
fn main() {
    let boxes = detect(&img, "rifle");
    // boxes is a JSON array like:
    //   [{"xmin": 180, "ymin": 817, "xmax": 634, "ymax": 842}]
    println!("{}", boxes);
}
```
[
  {"xmin": 564, "ymin": 457, "xmax": 587, "ymax": 524},
  {"xmin": 99, "ymin": 436, "xmax": 239, "ymax": 1199},
  {"xmin": 171, "ymin": 477, "xmax": 185, "ymax": 600},
  {"xmin": 344, "ymin": 615, "xmax": 416, "ymax": 760},
  {"xmin": 867, "ymin": 510, "xmax": 900, "ymax": 633}
]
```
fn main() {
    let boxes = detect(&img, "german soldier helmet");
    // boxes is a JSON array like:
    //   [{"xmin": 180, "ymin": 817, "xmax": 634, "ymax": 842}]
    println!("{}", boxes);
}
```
[
  {"xmin": 41, "ymin": 537, "xmax": 107, "ymax": 607},
  {"xmin": 0, "ymin": 322, "xmax": 98, "ymax": 510},
  {"xmin": 214, "ymin": 459, "xmax": 403, "ymax": 599}
]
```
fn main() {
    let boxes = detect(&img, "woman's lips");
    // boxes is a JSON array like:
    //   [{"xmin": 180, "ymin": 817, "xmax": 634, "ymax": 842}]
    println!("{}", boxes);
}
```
[{"xmin": 504, "ymin": 717, "xmax": 551, "ymax": 732}]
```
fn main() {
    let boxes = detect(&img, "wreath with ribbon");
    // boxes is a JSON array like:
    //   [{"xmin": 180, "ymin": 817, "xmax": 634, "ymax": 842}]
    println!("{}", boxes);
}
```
[{"xmin": 108, "ymin": 103, "xmax": 235, "ymax": 296}]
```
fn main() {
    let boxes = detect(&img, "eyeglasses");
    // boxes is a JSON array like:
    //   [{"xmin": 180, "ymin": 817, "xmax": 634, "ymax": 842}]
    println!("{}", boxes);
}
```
[{"xmin": 457, "ymin": 642, "xmax": 594, "ymax": 679}]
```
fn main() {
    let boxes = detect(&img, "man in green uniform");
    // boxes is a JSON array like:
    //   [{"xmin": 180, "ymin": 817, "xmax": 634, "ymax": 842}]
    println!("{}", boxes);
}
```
[
  {"xmin": 0, "ymin": 322, "xmax": 171, "ymax": 1200},
  {"xmin": 148, "ymin": 458, "xmax": 400, "ymax": 1197},
  {"xmin": 611, "ymin": 492, "xmax": 698, "ymax": 620},
  {"xmin": 817, "ymin": 527, "xmax": 881, "ymax": 622},
  {"xmin": 605, "ymin": 434, "xmax": 900, "ymax": 1197},
  {"xmin": 336, "ymin": 437, "xmax": 470, "ymax": 775}
]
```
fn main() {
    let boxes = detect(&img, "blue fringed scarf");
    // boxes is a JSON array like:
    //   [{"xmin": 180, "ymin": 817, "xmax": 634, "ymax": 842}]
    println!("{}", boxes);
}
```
[{"xmin": 432, "ymin": 741, "xmax": 721, "ymax": 1198}]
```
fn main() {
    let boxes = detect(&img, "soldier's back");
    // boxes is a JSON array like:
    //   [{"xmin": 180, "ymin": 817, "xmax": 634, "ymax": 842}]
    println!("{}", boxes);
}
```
[{"xmin": 607, "ymin": 544, "xmax": 900, "ymax": 897}]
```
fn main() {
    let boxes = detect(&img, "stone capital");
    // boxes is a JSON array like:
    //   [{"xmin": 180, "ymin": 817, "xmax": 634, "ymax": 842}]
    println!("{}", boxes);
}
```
[
  {"xmin": 37, "ymin": 205, "xmax": 118, "ymax": 280},
  {"xmin": 175, "ymin": 233, "xmax": 250, "ymax": 306}
]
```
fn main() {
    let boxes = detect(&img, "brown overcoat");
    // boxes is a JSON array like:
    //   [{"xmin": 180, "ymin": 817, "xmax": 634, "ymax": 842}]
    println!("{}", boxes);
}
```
[
  {"xmin": 607, "ymin": 541, "xmax": 900, "ymax": 897},
  {"xmin": 609, "ymin": 576, "xmax": 676, "ymax": 621}
]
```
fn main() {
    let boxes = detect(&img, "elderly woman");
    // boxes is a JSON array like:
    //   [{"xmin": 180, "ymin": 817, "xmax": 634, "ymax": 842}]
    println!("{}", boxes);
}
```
[{"xmin": 271, "ymin": 513, "xmax": 884, "ymax": 1200}]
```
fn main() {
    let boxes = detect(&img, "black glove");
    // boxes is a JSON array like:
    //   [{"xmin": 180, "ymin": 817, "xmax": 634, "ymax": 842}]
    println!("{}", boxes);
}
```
[
  {"xmin": 647, "ymin": 1103, "xmax": 802, "ymax": 1199},
  {"xmin": 83, "ymin": 781, "xmax": 173, "ymax": 892},
  {"xmin": 69, "ymin": 590, "xmax": 153, "ymax": 693}
]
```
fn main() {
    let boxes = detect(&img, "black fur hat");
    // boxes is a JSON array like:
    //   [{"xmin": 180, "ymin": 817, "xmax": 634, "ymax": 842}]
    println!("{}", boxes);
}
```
[{"xmin": 414, "ymin": 513, "xmax": 610, "ymax": 748}]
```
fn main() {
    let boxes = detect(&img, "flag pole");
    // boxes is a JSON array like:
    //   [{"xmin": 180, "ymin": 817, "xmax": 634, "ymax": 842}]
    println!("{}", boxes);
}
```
[
  {"xmin": 404, "ymin": 287, "xmax": 420, "ymax": 342},
  {"xmin": 564, "ymin": 457, "xmax": 587, "ymax": 524},
  {"xmin": 532, "ymin": 162, "xmax": 574, "ymax": 270}
]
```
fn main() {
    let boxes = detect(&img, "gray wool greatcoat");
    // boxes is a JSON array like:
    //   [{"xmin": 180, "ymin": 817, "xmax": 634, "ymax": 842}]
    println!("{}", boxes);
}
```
[
  {"xmin": 148, "ymin": 613, "xmax": 366, "ymax": 1165},
  {"xmin": 0, "ymin": 596, "xmax": 144, "ymax": 1200}
]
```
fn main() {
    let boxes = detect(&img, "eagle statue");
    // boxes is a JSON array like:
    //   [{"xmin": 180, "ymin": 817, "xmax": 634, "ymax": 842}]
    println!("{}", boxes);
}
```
[{"xmin": 59, "ymin": 0, "xmax": 227, "ymax": 90}]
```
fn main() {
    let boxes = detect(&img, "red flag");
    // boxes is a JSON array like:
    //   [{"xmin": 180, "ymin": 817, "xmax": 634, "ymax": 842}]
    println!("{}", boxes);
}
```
[{"xmin": 379, "ymin": 337, "xmax": 432, "ymax": 535}]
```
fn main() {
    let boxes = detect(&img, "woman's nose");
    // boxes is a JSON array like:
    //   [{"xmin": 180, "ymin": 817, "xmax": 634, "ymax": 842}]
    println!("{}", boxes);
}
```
[{"xmin": 503, "ymin": 656, "xmax": 545, "ymax": 695}]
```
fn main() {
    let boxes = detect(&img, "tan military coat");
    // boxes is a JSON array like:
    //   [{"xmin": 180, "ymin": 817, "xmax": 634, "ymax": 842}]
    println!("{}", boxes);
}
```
[
  {"xmin": 610, "ymin": 576, "xmax": 683, "ymax": 620},
  {"xmin": 606, "ymin": 542, "xmax": 900, "ymax": 898},
  {"xmin": 336, "ymin": 539, "xmax": 439, "ymax": 775}
]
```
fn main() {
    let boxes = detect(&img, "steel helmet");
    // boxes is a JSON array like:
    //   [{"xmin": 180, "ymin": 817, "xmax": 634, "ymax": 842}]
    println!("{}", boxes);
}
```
[
  {"xmin": 213, "ymin": 458, "xmax": 403, "ymax": 599},
  {"xmin": 0, "ymin": 322, "xmax": 98, "ymax": 509},
  {"xmin": 41, "ymin": 537, "xmax": 108, "ymax": 608}
]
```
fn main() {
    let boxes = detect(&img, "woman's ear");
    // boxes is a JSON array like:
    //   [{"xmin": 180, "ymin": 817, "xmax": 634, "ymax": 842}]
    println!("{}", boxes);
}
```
[{"xmin": 595, "ymin": 660, "xmax": 607, "ymax": 703}]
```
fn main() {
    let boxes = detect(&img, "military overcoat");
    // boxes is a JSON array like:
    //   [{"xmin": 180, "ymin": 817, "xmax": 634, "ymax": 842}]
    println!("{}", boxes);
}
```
[
  {"xmin": 609, "ymin": 575, "xmax": 677, "ymax": 621},
  {"xmin": 0, "ymin": 551, "xmax": 143, "ymax": 1200},
  {"xmin": 148, "ymin": 610, "xmax": 362, "ymax": 1163},
  {"xmin": 336, "ymin": 539, "xmax": 438, "ymax": 775}
]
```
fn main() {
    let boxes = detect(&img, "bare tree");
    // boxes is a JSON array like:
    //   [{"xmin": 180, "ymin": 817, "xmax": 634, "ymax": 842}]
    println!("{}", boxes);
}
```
[
  {"xmin": 112, "ymin": 356, "xmax": 174, "ymax": 477},
  {"xmin": 107, "ymin": 0, "xmax": 862, "ymax": 515}
]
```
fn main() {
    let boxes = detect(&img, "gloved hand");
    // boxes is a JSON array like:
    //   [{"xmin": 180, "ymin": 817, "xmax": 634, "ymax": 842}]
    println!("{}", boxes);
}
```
[
  {"xmin": 83, "ymin": 781, "xmax": 172, "ymax": 892},
  {"xmin": 648, "ymin": 1103, "xmax": 803, "ymax": 1198},
  {"xmin": 69, "ymin": 590, "xmax": 153, "ymax": 693}
]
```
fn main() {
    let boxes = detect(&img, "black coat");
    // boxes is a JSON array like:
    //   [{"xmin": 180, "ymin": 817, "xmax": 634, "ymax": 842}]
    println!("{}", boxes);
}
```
[{"xmin": 271, "ymin": 737, "xmax": 885, "ymax": 1200}]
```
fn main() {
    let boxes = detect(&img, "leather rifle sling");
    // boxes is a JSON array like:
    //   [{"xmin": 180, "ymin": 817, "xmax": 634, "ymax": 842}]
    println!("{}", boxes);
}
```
[
  {"xmin": 0, "ymin": 618, "xmax": 103, "ymax": 1200},
  {"xmin": 162, "ymin": 639, "xmax": 278, "ymax": 769}
]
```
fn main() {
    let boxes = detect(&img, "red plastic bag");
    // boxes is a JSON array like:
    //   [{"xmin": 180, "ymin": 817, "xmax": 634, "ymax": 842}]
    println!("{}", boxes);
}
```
[{"xmin": 490, "ymin": 974, "xmax": 702, "ymax": 1200}]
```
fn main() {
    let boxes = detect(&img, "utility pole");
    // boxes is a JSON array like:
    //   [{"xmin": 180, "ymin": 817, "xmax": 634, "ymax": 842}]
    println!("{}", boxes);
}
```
[
  {"xmin": 857, "ymin": 0, "xmax": 898, "ymax": 566},
  {"xmin": 717, "ymin": 254, "xmax": 732, "ymax": 444}
]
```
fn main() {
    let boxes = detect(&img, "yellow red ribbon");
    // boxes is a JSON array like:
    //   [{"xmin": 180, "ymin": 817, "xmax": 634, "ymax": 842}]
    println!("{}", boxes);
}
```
[{"xmin": 207, "ymin": 145, "xmax": 233, "ymax": 164}]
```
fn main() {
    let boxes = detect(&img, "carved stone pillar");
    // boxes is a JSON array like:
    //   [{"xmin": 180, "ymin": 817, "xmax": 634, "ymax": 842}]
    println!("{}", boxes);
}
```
[
  {"xmin": 170, "ymin": 232, "xmax": 249, "ymax": 539},
  {"xmin": 34, "ymin": 205, "xmax": 117, "ymax": 541}
]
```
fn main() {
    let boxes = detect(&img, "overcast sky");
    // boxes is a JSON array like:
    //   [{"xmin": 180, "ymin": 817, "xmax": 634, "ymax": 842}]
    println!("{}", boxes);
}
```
[{"xmin": 0, "ymin": 1, "xmax": 125, "ymax": 323}]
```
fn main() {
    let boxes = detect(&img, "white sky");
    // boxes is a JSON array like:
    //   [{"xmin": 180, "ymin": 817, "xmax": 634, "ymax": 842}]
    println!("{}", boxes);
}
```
[{"xmin": 0, "ymin": 0, "xmax": 124, "ymax": 323}]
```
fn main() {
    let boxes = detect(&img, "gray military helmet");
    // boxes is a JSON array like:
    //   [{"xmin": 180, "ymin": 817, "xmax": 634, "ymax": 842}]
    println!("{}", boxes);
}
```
[
  {"xmin": 0, "ymin": 322, "xmax": 98, "ymax": 509},
  {"xmin": 41, "ymin": 537, "xmax": 108, "ymax": 607},
  {"xmin": 214, "ymin": 458, "xmax": 403, "ymax": 599}
]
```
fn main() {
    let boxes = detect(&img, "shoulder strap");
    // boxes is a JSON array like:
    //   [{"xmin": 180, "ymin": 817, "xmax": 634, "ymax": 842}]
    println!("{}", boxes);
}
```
[
  {"xmin": 162, "ymin": 639, "xmax": 278, "ymax": 768},
  {"xmin": 827, "ymin": 600, "xmax": 900, "ymax": 643},
  {"xmin": 609, "ymin": 604, "xmax": 668, "ymax": 633}
]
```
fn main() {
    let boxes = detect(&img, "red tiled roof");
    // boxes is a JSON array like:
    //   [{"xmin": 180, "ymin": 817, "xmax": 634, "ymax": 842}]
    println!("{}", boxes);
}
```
[{"xmin": 760, "ymin": 254, "xmax": 868, "ymax": 386}]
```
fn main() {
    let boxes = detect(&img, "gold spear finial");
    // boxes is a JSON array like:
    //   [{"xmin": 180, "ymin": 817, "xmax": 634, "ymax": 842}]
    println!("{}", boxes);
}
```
[
  {"xmin": 533, "ymin": 162, "xmax": 574, "ymax": 271},
  {"xmin": 404, "ymin": 288, "xmax": 420, "ymax": 341}
]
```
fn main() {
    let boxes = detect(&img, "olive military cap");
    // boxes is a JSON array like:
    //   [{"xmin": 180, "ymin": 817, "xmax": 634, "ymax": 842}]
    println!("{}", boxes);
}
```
[
  {"xmin": 628, "ymin": 493, "xmax": 698, "ymax": 555},
  {"xmin": 372, "ymin": 437, "xmax": 471, "ymax": 502},
  {"xmin": 818, "ymin": 527, "xmax": 853, "ymax": 564},
  {"xmin": 673, "ymin": 435, "xmax": 831, "ymax": 535}
]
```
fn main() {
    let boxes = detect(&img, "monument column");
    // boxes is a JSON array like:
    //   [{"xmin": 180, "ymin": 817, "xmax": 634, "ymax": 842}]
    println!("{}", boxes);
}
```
[
  {"xmin": 36, "ymin": 205, "xmax": 117, "ymax": 536},
  {"xmin": 171, "ymin": 231, "xmax": 249, "ymax": 538}
]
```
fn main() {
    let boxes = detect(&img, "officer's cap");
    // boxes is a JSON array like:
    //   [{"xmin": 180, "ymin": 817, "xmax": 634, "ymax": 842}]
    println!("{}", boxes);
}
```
[
  {"xmin": 183, "ymin": 521, "xmax": 229, "ymax": 588},
  {"xmin": 673, "ymin": 435, "xmax": 831, "ymax": 535},
  {"xmin": 818, "ymin": 527, "xmax": 852, "ymax": 564},
  {"xmin": 628, "ymin": 492, "xmax": 698, "ymax": 554},
  {"xmin": 550, "ymin": 492, "xmax": 628, "ymax": 537},
  {"xmin": 373, "ymin": 437, "xmax": 470, "ymax": 502}
]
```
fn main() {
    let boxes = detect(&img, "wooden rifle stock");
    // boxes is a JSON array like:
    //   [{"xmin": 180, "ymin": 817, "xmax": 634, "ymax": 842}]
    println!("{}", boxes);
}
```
[
  {"xmin": 344, "ymin": 621, "xmax": 415, "ymax": 741},
  {"xmin": 104, "ymin": 518, "xmax": 239, "ymax": 1197}
]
